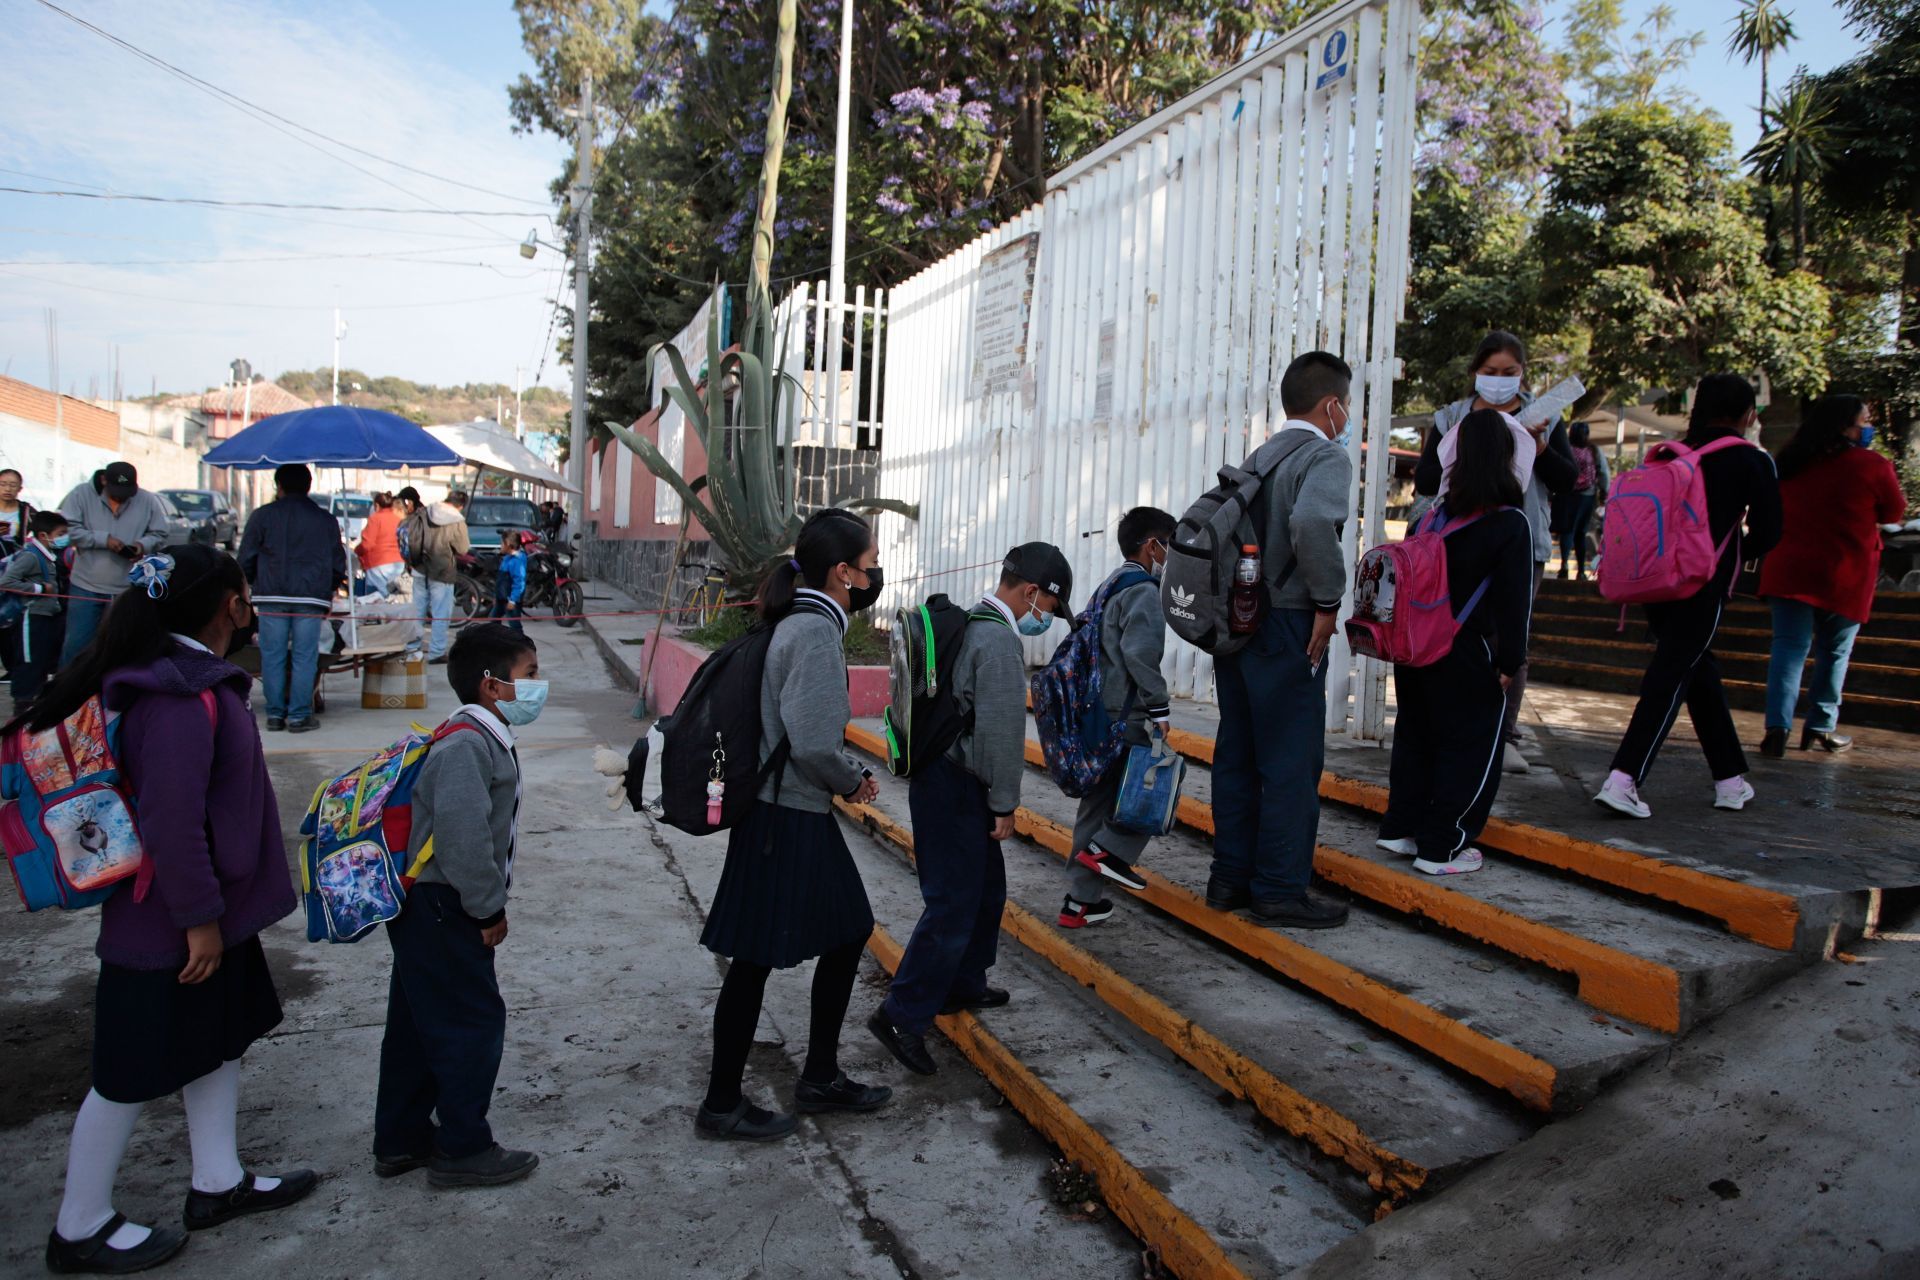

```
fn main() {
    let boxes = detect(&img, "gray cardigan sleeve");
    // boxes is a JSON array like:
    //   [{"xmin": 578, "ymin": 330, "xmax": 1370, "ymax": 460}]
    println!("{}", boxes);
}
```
[
  {"xmin": 0, "ymin": 552, "xmax": 42, "ymax": 594},
  {"xmin": 412, "ymin": 733, "xmax": 509, "ymax": 920},
  {"xmin": 969, "ymin": 641, "xmax": 1029, "ymax": 815},
  {"xmin": 1293, "ymin": 449, "xmax": 1354, "ymax": 610},
  {"xmin": 776, "ymin": 639, "xmax": 864, "ymax": 798},
  {"xmin": 1110, "ymin": 583, "xmax": 1170, "ymax": 719}
]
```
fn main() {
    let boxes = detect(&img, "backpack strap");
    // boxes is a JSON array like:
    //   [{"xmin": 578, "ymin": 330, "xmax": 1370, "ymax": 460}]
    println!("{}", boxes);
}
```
[
  {"xmin": 133, "ymin": 689, "xmax": 220, "ymax": 906},
  {"xmin": 400, "ymin": 719, "xmax": 487, "ymax": 881}
]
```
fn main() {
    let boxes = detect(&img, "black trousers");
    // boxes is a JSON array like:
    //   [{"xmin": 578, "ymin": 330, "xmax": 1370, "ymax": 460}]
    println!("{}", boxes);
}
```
[
  {"xmin": 1383, "ymin": 636, "xmax": 1509, "ymax": 861},
  {"xmin": 9, "ymin": 612, "xmax": 63, "ymax": 702},
  {"xmin": 375, "ymin": 883, "xmax": 506, "ymax": 1160},
  {"xmin": 1611, "ymin": 590, "xmax": 1748, "ymax": 785}
]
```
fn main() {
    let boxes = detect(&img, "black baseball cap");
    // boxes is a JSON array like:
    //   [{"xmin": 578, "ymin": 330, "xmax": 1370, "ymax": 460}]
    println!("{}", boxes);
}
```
[
  {"xmin": 1002, "ymin": 542, "xmax": 1074, "ymax": 620},
  {"xmin": 102, "ymin": 461, "xmax": 138, "ymax": 500}
]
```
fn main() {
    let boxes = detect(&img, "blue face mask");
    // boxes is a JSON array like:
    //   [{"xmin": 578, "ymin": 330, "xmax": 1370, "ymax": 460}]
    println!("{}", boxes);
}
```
[
  {"xmin": 1331, "ymin": 399, "xmax": 1353, "ymax": 451},
  {"xmin": 1016, "ymin": 604, "xmax": 1053, "ymax": 636},
  {"xmin": 1858, "ymin": 424, "xmax": 1876, "ymax": 449},
  {"xmin": 492, "ymin": 676, "xmax": 549, "ymax": 726},
  {"xmin": 51, "ymin": 535, "xmax": 71, "ymax": 549}
]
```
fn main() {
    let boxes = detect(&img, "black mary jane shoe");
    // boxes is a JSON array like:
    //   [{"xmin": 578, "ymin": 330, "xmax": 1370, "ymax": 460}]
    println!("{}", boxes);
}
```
[
  {"xmin": 794, "ymin": 1072, "xmax": 894, "ymax": 1114},
  {"xmin": 182, "ymin": 1169, "xmax": 319, "ymax": 1231},
  {"xmin": 46, "ymin": 1214, "xmax": 188, "ymax": 1275},
  {"xmin": 1800, "ymin": 727, "xmax": 1854, "ymax": 754},
  {"xmin": 941, "ymin": 986, "xmax": 1011, "ymax": 1015},
  {"xmin": 694, "ymin": 1099, "xmax": 798, "ymax": 1142}
]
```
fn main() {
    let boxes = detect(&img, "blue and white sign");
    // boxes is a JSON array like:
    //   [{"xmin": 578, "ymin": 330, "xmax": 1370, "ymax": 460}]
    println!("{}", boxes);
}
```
[{"xmin": 1315, "ymin": 28, "xmax": 1350, "ymax": 91}]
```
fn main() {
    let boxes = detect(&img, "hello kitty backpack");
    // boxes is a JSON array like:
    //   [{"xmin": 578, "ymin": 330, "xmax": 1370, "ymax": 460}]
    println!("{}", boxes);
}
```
[{"xmin": 1, "ymin": 691, "xmax": 215, "ymax": 910}]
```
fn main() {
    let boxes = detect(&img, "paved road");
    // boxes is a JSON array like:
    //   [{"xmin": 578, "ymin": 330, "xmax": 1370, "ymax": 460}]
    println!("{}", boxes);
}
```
[{"xmin": 0, "ymin": 624, "xmax": 1139, "ymax": 1279}]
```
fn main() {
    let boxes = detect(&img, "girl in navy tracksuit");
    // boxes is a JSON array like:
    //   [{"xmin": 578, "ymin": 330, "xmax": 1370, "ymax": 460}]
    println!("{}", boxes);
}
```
[{"xmin": 1378, "ymin": 409, "xmax": 1536, "ymax": 876}]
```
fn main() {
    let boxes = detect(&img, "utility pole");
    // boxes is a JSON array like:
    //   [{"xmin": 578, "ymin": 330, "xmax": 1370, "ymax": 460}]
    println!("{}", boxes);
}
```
[
  {"xmin": 568, "ymin": 75, "xmax": 594, "ymax": 503},
  {"xmin": 828, "ymin": 0, "xmax": 853, "ymax": 308},
  {"xmin": 332, "ymin": 308, "xmax": 348, "ymax": 405},
  {"xmin": 514, "ymin": 365, "xmax": 524, "ymax": 440}
]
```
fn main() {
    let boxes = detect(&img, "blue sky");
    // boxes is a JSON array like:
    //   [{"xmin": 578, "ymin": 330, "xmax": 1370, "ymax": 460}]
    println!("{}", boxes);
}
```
[{"xmin": 0, "ymin": 1, "xmax": 1873, "ymax": 401}]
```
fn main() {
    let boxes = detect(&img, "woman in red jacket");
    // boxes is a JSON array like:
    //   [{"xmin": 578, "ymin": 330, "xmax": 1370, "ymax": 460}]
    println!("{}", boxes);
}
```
[{"xmin": 1758, "ymin": 395, "xmax": 1908, "ymax": 756}]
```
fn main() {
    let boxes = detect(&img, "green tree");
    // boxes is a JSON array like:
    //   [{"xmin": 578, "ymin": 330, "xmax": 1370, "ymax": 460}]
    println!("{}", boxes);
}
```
[
  {"xmin": 1563, "ymin": 1, "xmax": 1703, "ymax": 109},
  {"xmin": 1536, "ymin": 103, "xmax": 1829, "ymax": 410},
  {"xmin": 1745, "ymin": 79, "xmax": 1833, "ymax": 268}
]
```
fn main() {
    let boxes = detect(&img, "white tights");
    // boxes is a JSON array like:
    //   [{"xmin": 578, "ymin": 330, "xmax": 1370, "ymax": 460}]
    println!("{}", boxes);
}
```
[{"xmin": 54, "ymin": 1060, "xmax": 278, "ymax": 1247}]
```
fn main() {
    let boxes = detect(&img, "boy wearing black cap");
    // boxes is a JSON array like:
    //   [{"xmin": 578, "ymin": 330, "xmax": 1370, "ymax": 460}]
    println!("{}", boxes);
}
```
[{"xmin": 870, "ymin": 542, "xmax": 1072, "ymax": 1076}]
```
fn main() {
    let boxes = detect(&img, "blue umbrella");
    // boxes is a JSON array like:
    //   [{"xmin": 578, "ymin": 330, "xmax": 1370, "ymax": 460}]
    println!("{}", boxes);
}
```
[{"xmin": 202, "ymin": 405, "xmax": 461, "ymax": 470}]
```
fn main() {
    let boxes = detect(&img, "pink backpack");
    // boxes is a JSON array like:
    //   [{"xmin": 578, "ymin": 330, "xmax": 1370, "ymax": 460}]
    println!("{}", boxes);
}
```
[
  {"xmin": 1346, "ymin": 508, "xmax": 1500, "ymax": 668},
  {"xmin": 1597, "ymin": 437, "xmax": 1752, "ymax": 605}
]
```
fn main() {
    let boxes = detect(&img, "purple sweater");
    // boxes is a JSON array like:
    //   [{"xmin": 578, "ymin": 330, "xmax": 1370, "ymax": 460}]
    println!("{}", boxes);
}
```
[{"xmin": 95, "ymin": 644, "xmax": 295, "ymax": 969}]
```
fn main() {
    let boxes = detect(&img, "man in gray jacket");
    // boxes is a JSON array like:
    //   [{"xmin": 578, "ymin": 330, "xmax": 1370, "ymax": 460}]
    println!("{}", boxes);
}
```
[
  {"xmin": 376, "ymin": 622, "xmax": 541, "ymax": 1189},
  {"xmin": 401, "ymin": 488, "xmax": 471, "ymax": 663},
  {"xmin": 57, "ymin": 461, "xmax": 174, "ymax": 665},
  {"xmin": 1205, "ymin": 352, "xmax": 1353, "ymax": 930},
  {"xmin": 871, "ymin": 542, "xmax": 1072, "ymax": 1076},
  {"xmin": 1062, "ymin": 506, "xmax": 1177, "ymax": 928}
]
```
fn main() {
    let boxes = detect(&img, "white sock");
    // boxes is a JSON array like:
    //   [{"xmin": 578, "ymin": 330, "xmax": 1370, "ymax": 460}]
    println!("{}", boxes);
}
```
[
  {"xmin": 182, "ymin": 1060, "xmax": 278, "ymax": 1194},
  {"xmin": 55, "ymin": 1090, "xmax": 152, "ymax": 1249},
  {"xmin": 1607, "ymin": 769, "xmax": 1636, "ymax": 793}
]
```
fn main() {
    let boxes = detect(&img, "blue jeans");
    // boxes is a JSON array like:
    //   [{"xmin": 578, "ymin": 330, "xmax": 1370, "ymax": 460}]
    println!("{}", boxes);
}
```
[
  {"xmin": 258, "ymin": 603, "xmax": 325, "ymax": 722},
  {"xmin": 882, "ymin": 756, "xmax": 1006, "ymax": 1036},
  {"xmin": 418, "ymin": 578, "xmax": 455, "ymax": 658},
  {"xmin": 363, "ymin": 562, "xmax": 405, "ymax": 597},
  {"xmin": 489, "ymin": 585, "xmax": 524, "ymax": 634},
  {"xmin": 1766, "ymin": 599, "xmax": 1860, "ymax": 734},
  {"xmin": 1209, "ymin": 608, "xmax": 1327, "ymax": 901},
  {"xmin": 59, "ymin": 588, "xmax": 114, "ymax": 667}
]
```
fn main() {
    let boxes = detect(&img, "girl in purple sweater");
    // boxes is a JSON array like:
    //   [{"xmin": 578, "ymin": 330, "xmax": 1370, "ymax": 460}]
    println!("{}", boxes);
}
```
[{"xmin": 14, "ymin": 545, "xmax": 317, "ymax": 1275}]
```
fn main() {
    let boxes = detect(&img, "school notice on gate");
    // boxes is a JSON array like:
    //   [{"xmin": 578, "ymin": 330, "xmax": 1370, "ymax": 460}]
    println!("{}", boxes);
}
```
[{"xmin": 970, "ymin": 233, "xmax": 1041, "ymax": 400}]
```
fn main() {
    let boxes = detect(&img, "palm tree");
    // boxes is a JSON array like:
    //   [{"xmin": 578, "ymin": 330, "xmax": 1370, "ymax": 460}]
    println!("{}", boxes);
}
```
[
  {"xmin": 1728, "ymin": 0, "xmax": 1797, "ymax": 134},
  {"xmin": 1745, "ymin": 81, "xmax": 1834, "ymax": 268}
]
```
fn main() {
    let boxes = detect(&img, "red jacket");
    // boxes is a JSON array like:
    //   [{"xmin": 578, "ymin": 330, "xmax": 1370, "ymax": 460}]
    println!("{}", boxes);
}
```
[{"xmin": 1758, "ymin": 447, "xmax": 1907, "ymax": 623}]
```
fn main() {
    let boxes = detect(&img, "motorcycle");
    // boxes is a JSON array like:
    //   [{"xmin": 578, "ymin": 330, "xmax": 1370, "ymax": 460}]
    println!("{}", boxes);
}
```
[{"xmin": 453, "ymin": 540, "xmax": 584, "ymax": 628}]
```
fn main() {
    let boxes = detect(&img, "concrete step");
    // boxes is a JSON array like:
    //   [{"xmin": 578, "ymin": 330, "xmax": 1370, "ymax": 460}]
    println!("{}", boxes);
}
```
[
  {"xmin": 840, "ymin": 808, "xmax": 1369, "ymax": 1277},
  {"xmin": 842, "ymin": 783, "xmax": 1539, "ymax": 1201},
  {"xmin": 1531, "ymin": 584, "xmax": 1920, "ymax": 640},
  {"xmin": 1529, "ymin": 632, "xmax": 1920, "ymax": 703},
  {"xmin": 1529, "ymin": 611, "xmax": 1920, "ymax": 668},
  {"xmin": 1526, "ymin": 656, "xmax": 1920, "ymax": 734}
]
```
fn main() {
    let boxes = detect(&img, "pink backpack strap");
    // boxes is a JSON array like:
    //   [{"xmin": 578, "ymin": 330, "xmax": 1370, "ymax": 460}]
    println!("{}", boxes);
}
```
[{"xmin": 131, "ymin": 689, "xmax": 221, "ymax": 906}]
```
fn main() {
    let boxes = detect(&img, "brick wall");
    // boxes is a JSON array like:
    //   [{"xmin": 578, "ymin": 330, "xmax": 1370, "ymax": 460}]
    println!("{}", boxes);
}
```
[{"xmin": 0, "ymin": 375, "xmax": 120, "ymax": 451}]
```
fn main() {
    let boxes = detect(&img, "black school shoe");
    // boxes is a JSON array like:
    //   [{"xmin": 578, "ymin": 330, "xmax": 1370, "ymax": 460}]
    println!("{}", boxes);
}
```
[
  {"xmin": 941, "ymin": 986, "xmax": 1011, "ymax": 1014},
  {"xmin": 695, "ymin": 1100, "xmax": 798, "ymax": 1141},
  {"xmin": 182, "ymin": 1169, "xmax": 319, "ymax": 1231},
  {"xmin": 427, "ymin": 1144, "xmax": 539, "ymax": 1188},
  {"xmin": 46, "ymin": 1215, "xmax": 188, "ymax": 1275},
  {"xmin": 794, "ymin": 1072, "xmax": 893, "ymax": 1114},
  {"xmin": 867, "ymin": 1008, "xmax": 937, "ymax": 1076},
  {"xmin": 265, "ymin": 717, "xmax": 286, "ymax": 732},
  {"xmin": 1205, "ymin": 878, "xmax": 1251, "ymax": 911},
  {"xmin": 285, "ymin": 718, "xmax": 319, "ymax": 735},
  {"xmin": 1250, "ymin": 893, "xmax": 1349, "ymax": 930}
]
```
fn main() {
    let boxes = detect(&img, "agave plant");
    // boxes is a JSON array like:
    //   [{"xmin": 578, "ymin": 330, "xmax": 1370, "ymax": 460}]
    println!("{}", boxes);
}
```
[{"xmin": 608, "ymin": 0, "xmax": 913, "ymax": 595}]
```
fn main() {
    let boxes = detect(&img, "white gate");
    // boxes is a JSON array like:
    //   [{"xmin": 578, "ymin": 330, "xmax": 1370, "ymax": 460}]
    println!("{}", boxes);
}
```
[
  {"xmin": 874, "ymin": 0, "xmax": 1418, "ymax": 739},
  {"xmin": 773, "ymin": 281, "xmax": 888, "ymax": 450}
]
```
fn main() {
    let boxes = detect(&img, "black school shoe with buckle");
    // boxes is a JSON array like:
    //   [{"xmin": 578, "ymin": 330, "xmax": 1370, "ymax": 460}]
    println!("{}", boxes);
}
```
[
  {"xmin": 46, "ymin": 1215, "xmax": 188, "ymax": 1275},
  {"xmin": 793, "ymin": 1072, "xmax": 894, "ymax": 1114},
  {"xmin": 867, "ymin": 1008, "xmax": 937, "ymax": 1075},
  {"xmin": 182, "ymin": 1168, "xmax": 319, "ymax": 1230},
  {"xmin": 427, "ymin": 1144, "xmax": 539, "ymax": 1188},
  {"xmin": 941, "ymin": 986, "xmax": 1011, "ymax": 1014},
  {"xmin": 1250, "ymin": 893, "xmax": 1349, "ymax": 930}
]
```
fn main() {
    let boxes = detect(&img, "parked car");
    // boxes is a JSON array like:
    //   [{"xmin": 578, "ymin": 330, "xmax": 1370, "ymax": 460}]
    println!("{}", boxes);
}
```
[
  {"xmin": 327, "ymin": 492, "xmax": 373, "ymax": 543},
  {"xmin": 464, "ymin": 495, "xmax": 544, "ymax": 553},
  {"xmin": 153, "ymin": 492, "xmax": 198, "ymax": 549},
  {"xmin": 160, "ymin": 488, "xmax": 239, "ymax": 549}
]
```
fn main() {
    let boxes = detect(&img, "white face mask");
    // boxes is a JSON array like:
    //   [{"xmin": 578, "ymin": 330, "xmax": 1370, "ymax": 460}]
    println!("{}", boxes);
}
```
[{"xmin": 1475, "ymin": 373, "xmax": 1523, "ymax": 405}]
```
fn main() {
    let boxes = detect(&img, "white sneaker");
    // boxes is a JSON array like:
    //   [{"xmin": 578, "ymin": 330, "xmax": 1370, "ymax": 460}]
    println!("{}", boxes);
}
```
[
  {"xmin": 1376, "ymin": 836, "xmax": 1418, "ymax": 856},
  {"xmin": 1413, "ymin": 848, "xmax": 1484, "ymax": 876},
  {"xmin": 1713, "ymin": 778, "xmax": 1755, "ymax": 811},
  {"xmin": 1593, "ymin": 777, "xmax": 1652, "ymax": 819},
  {"xmin": 1502, "ymin": 742, "xmax": 1530, "ymax": 774}
]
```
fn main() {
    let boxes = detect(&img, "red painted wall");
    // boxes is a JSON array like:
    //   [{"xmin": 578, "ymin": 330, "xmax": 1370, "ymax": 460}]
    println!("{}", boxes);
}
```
[{"xmin": 586, "ymin": 405, "xmax": 711, "ymax": 542}]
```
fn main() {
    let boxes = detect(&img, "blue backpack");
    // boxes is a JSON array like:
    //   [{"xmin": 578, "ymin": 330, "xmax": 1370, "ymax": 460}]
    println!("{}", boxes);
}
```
[
  {"xmin": 2, "ymin": 691, "xmax": 216, "ymax": 910},
  {"xmin": 1031, "ymin": 567, "xmax": 1155, "ymax": 798}
]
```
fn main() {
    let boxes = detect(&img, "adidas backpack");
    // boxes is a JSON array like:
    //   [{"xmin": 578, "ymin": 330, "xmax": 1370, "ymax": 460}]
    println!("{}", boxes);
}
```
[
  {"xmin": 653, "ymin": 625, "xmax": 789, "ymax": 835},
  {"xmin": 3, "ymin": 691, "xmax": 215, "ymax": 911},
  {"xmin": 298, "ymin": 718, "xmax": 481, "ymax": 942},
  {"xmin": 1597, "ymin": 437, "xmax": 1752, "ymax": 605},
  {"xmin": 1032, "ymin": 566, "xmax": 1155, "ymax": 798},
  {"xmin": 1346, "ymin": 507, "xmax": 1502, "ymax": 667},
  {"xmin": 1162, "ymin": 431, "xmax": 1317, "ymax": 655},
  {"xmin": 882, "ymin": 594, "xmax": 1003, "ymax": 777}
]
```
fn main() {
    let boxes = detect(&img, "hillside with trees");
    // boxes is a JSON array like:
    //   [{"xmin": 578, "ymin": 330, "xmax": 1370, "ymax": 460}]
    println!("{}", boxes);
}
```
[{"xmin": 272, "ymin": 368, "xmax": 573, "ymax": 435}]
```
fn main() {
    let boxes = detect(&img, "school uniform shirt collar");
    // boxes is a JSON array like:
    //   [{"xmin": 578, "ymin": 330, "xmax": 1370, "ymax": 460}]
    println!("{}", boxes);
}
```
[
  {"xmin": 977, "ymin": 593, "xmax": 1018, "ymax": 629},
  {"xmin": 170, "ymin": 633, "xmax": 214, "ymax": 655},
  {"xmin": 793, "ymin": 587, "xmax": 849, "ymax": 635},
  {"xmin": 1280, "ymin": 418, "xmax": 1329, "ymax": 438},
  {"xmin": 452, "ymin": 702, "xmax": 516, "ymax": 749}
]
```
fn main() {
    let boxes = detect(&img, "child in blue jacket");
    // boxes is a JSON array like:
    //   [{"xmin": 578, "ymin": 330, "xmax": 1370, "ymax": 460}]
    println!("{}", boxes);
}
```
[{"xmin": 489, "ymin": 531, "xmax": 528, "ymax": 633}]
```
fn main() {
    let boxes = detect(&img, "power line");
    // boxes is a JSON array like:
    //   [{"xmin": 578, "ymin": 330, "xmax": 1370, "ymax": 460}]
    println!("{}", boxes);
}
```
[
  {"xmin": 0, "ymin": 238, "xmax": 514, "ymax": 267},
  {"xmin": 30, "ymin": 0, "xmax": 551, "ymax": 211},
  {"xmin": 0, "ymin": 186, "xmax": 536, "ymax": 216},
  {"xmin": 0, "ymin": 268, "xmax": 549, "ymax": 311}
]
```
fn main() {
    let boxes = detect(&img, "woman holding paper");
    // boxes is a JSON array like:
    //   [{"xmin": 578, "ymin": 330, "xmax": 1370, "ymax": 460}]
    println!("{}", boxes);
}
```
[{"xmin": 1413, "ymin": 331, "xmax": 1579, "ymax": 775}]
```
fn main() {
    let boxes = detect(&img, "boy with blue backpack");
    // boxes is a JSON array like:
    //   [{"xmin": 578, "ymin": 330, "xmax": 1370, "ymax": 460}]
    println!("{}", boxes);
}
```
[
  {"xmin": 374, "ymin": 622, "xmax": 544, "ymax": 1189},
  {"xmin": 1059, "ymin": 507, "xmax": 1177, "ymax": 927},
  {"xmin": 0, "ymin": 508, "xmax": 71, "ymax": 708},
  {"xmin": 869, "ymin": 542, "xmax": 1072, "ymax": 1077}
]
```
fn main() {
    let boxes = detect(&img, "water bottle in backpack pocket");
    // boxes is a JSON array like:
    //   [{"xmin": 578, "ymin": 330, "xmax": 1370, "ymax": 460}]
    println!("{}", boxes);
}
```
[
  {"xmin": 1345, "ymin": 508, "xmax": 1499, "ymax": 668},
  {"xmin": 1597, "ymin": 437, "xmax": 1753, "ymax": 604}
]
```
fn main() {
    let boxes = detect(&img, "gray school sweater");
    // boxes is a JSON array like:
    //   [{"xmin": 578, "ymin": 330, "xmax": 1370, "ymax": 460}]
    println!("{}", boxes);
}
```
[
  {"xmin": 407, "ymin": 708, "xmax": 521, "ymax": 924},
  {"xmin": 1256, "ymin": 428, "xmax": 1353, "ymax": 612},
  {"xmin": 1096, "ymin": 568, "xmax": 1170, "ymax": 727},
  {"xmin": 944, "ymin": 599, "xmax": 1027, "ymax": 816},
  {"xmin": 757, "ymin": 595, "xmax": 866, "ymax": 812}
]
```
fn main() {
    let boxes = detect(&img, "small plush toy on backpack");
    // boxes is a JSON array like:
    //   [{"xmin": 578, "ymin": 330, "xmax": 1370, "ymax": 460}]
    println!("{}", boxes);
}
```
[{"xmin": 297, "ymin": 718, "xmax": 480, "ymax": 942}]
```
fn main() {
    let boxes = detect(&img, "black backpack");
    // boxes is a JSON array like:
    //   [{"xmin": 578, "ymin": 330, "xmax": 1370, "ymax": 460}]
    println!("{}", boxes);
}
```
[
  {"xmin": 881, "ymin": 594, "xmax": 1003, "ymax": 778},
  {"xmin": 654, "ymin": 625, "xmax": 790, "ymax": 835}
]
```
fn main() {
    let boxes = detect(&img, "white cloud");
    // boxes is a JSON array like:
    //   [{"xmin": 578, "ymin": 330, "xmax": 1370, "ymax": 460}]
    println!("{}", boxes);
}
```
[{"xmin": 0, "ymin": 0, "xmax": 572, "ymax": 398}]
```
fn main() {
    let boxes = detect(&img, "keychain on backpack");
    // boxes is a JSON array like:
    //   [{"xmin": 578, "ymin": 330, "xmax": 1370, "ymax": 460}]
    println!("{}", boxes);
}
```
[{"xmin": 706, "ymin": 743, "xmax": 726, "ymax": 825}]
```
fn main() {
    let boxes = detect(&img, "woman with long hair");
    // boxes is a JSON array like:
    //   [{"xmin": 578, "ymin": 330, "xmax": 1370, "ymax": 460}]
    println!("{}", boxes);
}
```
[
  {"xmin": 27, "ymin": 544, "xmax": 315, "ymax": 1273},
  {"xmin": 1378, "ymin": 410, "xmax": 1536, "ymax": 876},
  {"xmin": 1556, "ymin": 421, "xmax": 1609, "ymax": 580},
  {"xmin": 1756, "ymin": 394, "xmax": 1907, "ymax": 756},
  {"xmin": 694, "ymin": 509, "xmax": 892, "ymax": 1141},
  {"xmin": 1412, "ymin": 331, "xmax": 1576, "ymax": 775}
]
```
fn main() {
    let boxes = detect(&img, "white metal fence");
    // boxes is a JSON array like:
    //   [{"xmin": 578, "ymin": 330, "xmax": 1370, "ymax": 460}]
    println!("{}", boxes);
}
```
[
  {"xmin": 873, "ymin": 0, "xmax": 1418, "ymax": 738},
  {"xmin": 773, "ymin": 281, "xmax": 889, "ymax": 450}
]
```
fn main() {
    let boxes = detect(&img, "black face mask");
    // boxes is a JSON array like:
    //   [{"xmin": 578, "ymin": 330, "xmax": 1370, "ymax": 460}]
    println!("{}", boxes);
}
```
[
  {"xmin": 227, "ymin": 609, "xmax": 258, "ymax": 658},
  {"xmin": 846, "ymin": 565, "xmax": 884, "ymax": 613}
]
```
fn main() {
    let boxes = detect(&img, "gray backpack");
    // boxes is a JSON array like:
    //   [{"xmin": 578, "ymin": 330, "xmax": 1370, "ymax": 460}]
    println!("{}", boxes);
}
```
[{"xmin": 1161, "ymin": 432, "xmax": 1315, "ymax": 655}]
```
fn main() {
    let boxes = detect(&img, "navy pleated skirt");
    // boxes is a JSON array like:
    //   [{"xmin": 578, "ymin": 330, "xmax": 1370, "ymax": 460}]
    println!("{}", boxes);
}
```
[
  {"xmin": 92, "ymin": 935, "xmax": 283, "ymax": 1104},
  {"xmin": 700, "ymin": 802, "xmax": 874, "ymax": 969}
]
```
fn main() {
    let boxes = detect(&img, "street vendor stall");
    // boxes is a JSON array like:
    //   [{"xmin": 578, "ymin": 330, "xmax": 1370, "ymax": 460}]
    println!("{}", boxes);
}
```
[{"xmin": 204, "ymin": 405, "xmax": 462, "ymax": 708}]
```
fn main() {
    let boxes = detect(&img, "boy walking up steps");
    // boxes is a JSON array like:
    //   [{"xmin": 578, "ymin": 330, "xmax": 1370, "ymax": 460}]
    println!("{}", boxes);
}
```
[{"xmin": 1062, "ymin": 507, "xmax": 1177, "ymax": 928}]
